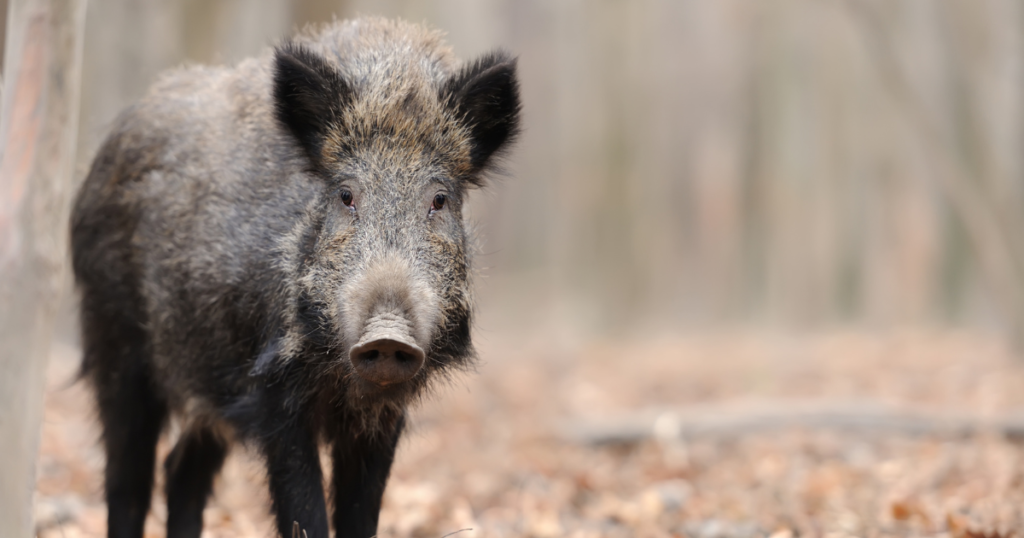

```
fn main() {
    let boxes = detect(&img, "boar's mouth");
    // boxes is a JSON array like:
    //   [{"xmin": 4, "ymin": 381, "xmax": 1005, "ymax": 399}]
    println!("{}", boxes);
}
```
[{"xmin": 348, "ymin": 311, "xmax": 426, "ymax": 386}]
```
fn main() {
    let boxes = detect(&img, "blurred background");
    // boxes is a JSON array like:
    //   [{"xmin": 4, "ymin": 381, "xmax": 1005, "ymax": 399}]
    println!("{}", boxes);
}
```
[
  {"xmin": 47, "ymin": 0, "xmax": 1024, "ymax": 340},
  {"xmin": 21, "ymin": 1, "xmax": 1024, "ymax": 536}
]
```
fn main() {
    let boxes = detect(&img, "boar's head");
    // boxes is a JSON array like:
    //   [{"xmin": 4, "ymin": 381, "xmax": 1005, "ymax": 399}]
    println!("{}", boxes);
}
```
[{"xmin": 266, "ymin": 27, "xmax": 519, "ymax": 414}]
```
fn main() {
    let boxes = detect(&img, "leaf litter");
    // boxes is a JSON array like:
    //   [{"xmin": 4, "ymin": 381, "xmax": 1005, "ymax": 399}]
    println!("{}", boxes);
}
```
[{"xmin": 34, "ymin": 329, "xmax": 1024, "ymax": 537}]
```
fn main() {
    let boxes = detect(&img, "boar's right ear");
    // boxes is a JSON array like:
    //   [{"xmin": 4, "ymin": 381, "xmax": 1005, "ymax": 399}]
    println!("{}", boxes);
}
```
[
  {"xmin": 273, "ymin": 42, "xmax": 352, "ymax": 170},
  {"xmin": 441, "ymin": 50, "xmax": 521, "ymax": 181}
]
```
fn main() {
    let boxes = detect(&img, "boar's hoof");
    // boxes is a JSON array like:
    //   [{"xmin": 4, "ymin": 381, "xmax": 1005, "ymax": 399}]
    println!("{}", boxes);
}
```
[{"xmin": 350, "ymin": 338, "xmax": 425, "ymax": 386}]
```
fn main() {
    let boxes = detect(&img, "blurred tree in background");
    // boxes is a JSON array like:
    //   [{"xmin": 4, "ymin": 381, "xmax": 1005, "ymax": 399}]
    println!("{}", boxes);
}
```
[{"xmin": 62, "ymin": 0, "xmax": 1024, "ymax": 340}]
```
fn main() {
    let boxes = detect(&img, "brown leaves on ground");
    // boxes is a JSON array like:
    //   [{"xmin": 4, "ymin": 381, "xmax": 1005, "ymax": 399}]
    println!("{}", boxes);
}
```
[
  {"xmin": 891, "ymin": 500, "xmax": 930, "ymax": 526},
  {"xmin": 34, "ymin": 329, "xmax": 1024, "ymax": 537},
  {"xmin": 945, "ymin": 511, "xmax": 1017, "ymax": 538}
]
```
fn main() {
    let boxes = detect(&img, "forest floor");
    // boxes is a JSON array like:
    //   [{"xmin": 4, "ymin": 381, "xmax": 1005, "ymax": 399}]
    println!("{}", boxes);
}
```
[{"xmin": 33, "ymin": 328, "xmax": 1024, "ymax": 538}]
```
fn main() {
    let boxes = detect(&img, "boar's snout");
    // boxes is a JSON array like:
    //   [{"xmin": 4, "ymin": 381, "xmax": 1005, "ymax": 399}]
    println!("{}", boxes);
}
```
[
  {"xmin": 342, "ymin": 254, "xmax": 440, "ymax": 388},
  {"xmin": 349, "ymin": 313, "xmax": 426, "ymax": 386}
]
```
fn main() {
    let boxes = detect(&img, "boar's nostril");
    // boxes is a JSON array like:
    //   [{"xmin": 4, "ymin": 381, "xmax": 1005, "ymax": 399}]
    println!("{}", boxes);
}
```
[
  {"xmin": 395, "ymin": 350, "xmax": 417, "ymax": 364},
  {"xmin": 349, "ymin": 338, "xmax": 425, "ymax": 387}
]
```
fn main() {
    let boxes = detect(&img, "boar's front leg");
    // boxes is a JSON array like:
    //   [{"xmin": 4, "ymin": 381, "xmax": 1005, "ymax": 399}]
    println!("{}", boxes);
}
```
[
  {"xmin": 249, "ymin": 383, "xmax": 330, "ymax": 538},
  {"xmin": 163, "ymin": 427, "xmax": 228, "ymax": 538},
  {"xmin": 264, "ymin": 427, "xmax": 329, "ymax": 538},
  {"xmin": 331, "ymin": 415, "xmax": 405, "ymax": 537}
]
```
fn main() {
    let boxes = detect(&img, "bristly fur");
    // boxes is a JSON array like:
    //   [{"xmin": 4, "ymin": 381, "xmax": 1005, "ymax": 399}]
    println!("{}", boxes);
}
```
[
  {"xmin": 273, "ymin": 42, "xmax": 353, "ymax": 170},
  {"xmin": 70, "ymin": 17, "xmax": 519, "ymax": 538},
  {"xmin": 440, "ymin": 50, "xmax": 521, "ymax": 182}
]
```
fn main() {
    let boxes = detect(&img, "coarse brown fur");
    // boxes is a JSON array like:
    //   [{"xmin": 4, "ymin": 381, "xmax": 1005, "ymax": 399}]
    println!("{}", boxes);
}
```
[{"xmin": 70, "ymin": 18, "xmax": 519, "ymax": 538}]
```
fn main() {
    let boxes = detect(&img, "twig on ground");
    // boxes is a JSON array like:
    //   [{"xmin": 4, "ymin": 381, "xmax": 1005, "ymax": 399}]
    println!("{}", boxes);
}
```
[
  {"xmin": 564, "ymin": 399, "xmax": 1024, "ymax": 445},
  {"xmin": 440, "ymin": 528, "xmax": 474, "ymax": 538}
]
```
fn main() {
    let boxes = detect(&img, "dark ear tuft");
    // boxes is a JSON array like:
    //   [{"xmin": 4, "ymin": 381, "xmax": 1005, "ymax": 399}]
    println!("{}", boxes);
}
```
[
  {"xmin": 273, "ymin": 42, "xmax": 351, "ymax": 169},
  {"xmin": 442, "ymin": 50, "xmax": 521, "ymax": 177}
]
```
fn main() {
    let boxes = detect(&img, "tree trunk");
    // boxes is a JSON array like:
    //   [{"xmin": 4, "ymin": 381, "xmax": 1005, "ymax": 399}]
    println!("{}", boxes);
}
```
[{"xmin": 0, "ymin": 0, "xmax": 86, "ymax": 535}]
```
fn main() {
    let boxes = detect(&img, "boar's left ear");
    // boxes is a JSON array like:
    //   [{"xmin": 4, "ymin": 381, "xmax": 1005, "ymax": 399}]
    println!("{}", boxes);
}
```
[
  {"xmin": 441, "ymin": 50, "xmax": 521, "ymax": 180},
  {"xmin": 273, "ymin": 42, "xmax": 352, "ymax": 170}
]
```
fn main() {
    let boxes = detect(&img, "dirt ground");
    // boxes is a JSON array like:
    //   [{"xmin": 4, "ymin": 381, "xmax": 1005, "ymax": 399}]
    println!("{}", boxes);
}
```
[{"xmin": 33, "ymin": 328, "xmax": 1024, "ymax": 538}]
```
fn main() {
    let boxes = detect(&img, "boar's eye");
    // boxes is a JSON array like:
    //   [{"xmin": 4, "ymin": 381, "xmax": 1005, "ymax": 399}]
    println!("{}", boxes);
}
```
[
  {"xmin": 431, "ymin": 193, "xmax": 446, "ymax": 212},
  {"xmin": 340, "ymin": 189, "xmax": 354, "ymax": 207}
]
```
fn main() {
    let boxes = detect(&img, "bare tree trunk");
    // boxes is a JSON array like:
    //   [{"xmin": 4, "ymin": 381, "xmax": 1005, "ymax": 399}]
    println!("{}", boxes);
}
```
[
  {"xmin": 0, "ymin": 0, "xmax": 86, "ymax": 535},
  {"xmin": 848, "ymin": 0, "xmax": 1024, "ymax": 346}
]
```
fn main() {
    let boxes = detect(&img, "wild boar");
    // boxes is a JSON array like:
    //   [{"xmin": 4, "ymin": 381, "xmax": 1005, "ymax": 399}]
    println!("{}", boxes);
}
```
[{"xmin": 70, "ymin": 17, "xmax": 519, "ymax": 538}]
